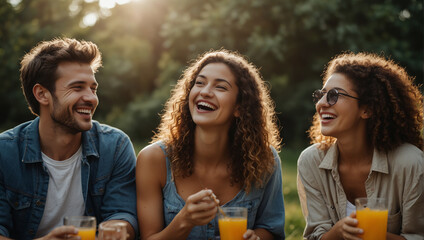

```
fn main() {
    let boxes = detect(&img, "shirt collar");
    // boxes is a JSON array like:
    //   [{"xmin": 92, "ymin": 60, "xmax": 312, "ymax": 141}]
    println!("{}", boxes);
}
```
[
  {"xmin": 22, "ymin": 117, "xmax": 99, "ymax": 163},
  {"xmin": 319, "ymin": 143, "xmax": 389, "ymax": 174},
  {"xmin": 319, "ymin": 144, "xmax": 338, "ymax": 170}
]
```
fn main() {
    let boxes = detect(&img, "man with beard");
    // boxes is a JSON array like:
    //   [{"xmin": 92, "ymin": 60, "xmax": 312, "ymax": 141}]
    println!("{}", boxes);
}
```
[{"xmin": 0, "ymin": 38, "xmax": 138, "ymax": 239}]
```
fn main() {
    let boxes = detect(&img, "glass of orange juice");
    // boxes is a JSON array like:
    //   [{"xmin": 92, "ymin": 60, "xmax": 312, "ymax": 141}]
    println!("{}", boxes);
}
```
[
  {"xmin": 63, "ymin": 216, "xmax": 96, "ymax": 240},
  {"xmin": 218, "ymin": 207, "xmax": 248, "ymax": 240},
  {"xmin": 355, "ymin": 197, "xmax": 388, "ymax": 240}
]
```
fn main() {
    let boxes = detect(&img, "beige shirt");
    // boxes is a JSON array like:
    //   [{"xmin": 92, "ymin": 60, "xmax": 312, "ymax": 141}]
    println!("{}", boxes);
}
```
[{"xmin": 297, "ymin": 143, "xmax": 424, "ymax": 240}]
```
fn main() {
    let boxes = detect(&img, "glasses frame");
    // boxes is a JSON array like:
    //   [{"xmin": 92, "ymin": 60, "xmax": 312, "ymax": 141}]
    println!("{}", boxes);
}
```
[{"xmin": 312, "ymin": 88, "xmax": 360, "ymax": 106}]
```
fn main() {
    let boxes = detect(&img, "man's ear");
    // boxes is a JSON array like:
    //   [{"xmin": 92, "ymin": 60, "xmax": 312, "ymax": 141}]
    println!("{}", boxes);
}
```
[{"xmin": 32, "ymin": 84, "xmax": 50, "ymax": 106}]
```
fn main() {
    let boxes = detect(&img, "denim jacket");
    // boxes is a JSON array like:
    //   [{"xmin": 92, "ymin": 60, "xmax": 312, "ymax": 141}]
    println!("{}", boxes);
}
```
[
  {"xmin": 0, "ymin": 118, "xmax": 138, "ymax": 239},
  {"xmin": 159, "ymin": 142, "xmax": 285, "ymax": 240}
]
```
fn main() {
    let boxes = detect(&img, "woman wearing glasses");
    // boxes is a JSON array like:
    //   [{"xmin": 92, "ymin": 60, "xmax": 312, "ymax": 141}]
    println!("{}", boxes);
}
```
[
  {"xmin": 136, "ymin": 50, "xmax": 285, "ymax": 240},
  {"xmin": 297, "ymin": 52, "xmax": 423, "ymax": 240}
]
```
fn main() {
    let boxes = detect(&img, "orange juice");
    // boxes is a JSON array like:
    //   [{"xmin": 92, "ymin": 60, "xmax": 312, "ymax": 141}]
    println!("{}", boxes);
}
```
[
  {"xmin": 77, "ymin": 227, "xmax": 96, "ymax": 240},
  {"xmin": 356, "ymin": 207, "xmax": 388, "ymax": 240},
  {"xmin": 218, "ymin": 217, "xmax": 247, "ymax": 240}
]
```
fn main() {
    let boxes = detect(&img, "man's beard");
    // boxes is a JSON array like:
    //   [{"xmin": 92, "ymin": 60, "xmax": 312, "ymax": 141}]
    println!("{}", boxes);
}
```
[{"xmin": 50, "ymin": 95, "xmax": 92, "ymax": 134}]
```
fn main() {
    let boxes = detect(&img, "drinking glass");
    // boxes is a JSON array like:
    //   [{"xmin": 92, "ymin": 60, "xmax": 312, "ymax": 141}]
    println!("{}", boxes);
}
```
[
  {"xmin": 218, "ymin": 207, "xmax": 247, "ymax": 240},
  {"xmin": 63, "ymin": 216, "xmax": 96, "ymax": 240},
  {"xmin": 98, "ymin": 222, "xmax": 128, "ymax": 240},
  {"xmin": 355, "ymin": 197, "xmax": 388, "ymax": 240}
]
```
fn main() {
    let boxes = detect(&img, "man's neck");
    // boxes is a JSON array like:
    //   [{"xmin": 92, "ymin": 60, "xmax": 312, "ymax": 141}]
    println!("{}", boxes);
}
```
[{"xmin": 38, "ymin": 117, "xmax": 83, "ymax": 161}]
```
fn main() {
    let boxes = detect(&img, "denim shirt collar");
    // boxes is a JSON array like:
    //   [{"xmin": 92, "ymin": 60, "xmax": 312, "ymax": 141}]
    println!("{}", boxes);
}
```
[{"xmin": 22, "ymin": 117, "xmax": 99, "ymax": 163}]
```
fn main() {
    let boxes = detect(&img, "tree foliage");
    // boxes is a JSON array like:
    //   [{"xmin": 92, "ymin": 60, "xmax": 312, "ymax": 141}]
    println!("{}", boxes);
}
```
[{"xmin": 1, "ymin": 0, "xmax": 422, "ymax": 147}]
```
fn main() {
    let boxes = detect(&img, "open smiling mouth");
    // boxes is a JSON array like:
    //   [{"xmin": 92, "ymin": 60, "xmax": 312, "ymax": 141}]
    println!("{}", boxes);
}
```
[
  {"xmin": 76, "ymin": 109, "xmax": 92, "ymax": 115},
  {"xmin": 197, "ymin": 102, "xmax": 216, "ymax": 111},
  {"xmin": 321, "ymin": 114, "xmax": 335, "ymax": 120}
]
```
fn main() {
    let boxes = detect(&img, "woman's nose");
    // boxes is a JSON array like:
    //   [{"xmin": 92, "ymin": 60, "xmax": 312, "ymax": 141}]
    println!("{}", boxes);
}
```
[
  {"xmin": 200, "ymin": 85, "xmax": 214, "ymax": 97},
  {"xmin": 316, "ymin": 93, "xmax": 329, "ymax": 109}
]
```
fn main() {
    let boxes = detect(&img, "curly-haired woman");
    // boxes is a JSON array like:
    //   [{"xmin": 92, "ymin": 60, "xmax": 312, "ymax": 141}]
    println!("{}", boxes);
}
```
[
  {"xmin": 297, "ymin": 52, "xmax": 424, "ymax": 240},
  {"xmin": 136, "ymin": 50, "xmax": 285, "ymax": 240}
]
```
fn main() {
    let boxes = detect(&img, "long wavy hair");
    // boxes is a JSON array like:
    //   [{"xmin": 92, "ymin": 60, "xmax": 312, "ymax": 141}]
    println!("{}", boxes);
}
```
[
  {"xmin": 152, "ymin": 49, "xmax": 281, "ymax": 192},
  {"xmin": 309, "ymin": 52, "xmax": 424, "ymax": 151}
]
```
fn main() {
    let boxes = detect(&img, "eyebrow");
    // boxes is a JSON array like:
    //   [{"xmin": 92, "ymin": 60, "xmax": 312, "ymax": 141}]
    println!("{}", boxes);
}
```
[
  {"xmin": 322, "ymin": 87, "xmax": 348, "ymax": 93},
  {"xmin": 67, "ymin": 80, "xmax": 98, "ymax": 87},
  {"xmin": 197, "ymin": 74, "xmax": 233, "ymax": 88}
]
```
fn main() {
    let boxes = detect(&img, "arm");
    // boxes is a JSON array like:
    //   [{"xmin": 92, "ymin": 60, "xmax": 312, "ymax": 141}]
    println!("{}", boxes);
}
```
[
  {"xmin": 396, "ymin": 150, "xmax": 424, "ymax": 240},
  {"xmin": 99, "ymin": 135, "xmax": 138, "ymax": 239},
  {"xmin": 136, "ymin": 144, "xmax": 218, "ymax": 240}
]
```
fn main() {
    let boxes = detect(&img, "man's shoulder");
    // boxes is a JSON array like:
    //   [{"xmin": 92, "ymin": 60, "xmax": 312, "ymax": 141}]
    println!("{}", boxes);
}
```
[
  {"xmin": 0, "ymin": 120, "xmax": 35, "ymax": 141},
  {"xmin": 89, "ymin": 121, "xmax": 128, "ymax": 137},
  {"xmin": 85, "ymin": 121, "xmax": 132, "ymax": 150}
]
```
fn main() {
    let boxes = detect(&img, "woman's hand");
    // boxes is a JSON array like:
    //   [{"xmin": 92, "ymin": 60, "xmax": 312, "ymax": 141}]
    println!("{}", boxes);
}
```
[
  {"xmin": 324, "ymin": 212, "xmax": 363, "ymax": 240},
  {"xmin": 178, "ymin": 189, "xmax": 218, "ymax": 229},
  {"xmin": 243, "ymin": 229, "xmax": 260, "ymax": 240}
]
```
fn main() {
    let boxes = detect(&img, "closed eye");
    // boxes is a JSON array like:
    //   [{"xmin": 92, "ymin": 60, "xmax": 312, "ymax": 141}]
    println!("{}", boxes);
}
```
[{"xmin": 216, "ymin": 85, "xmax": 228, "ymax": 90}]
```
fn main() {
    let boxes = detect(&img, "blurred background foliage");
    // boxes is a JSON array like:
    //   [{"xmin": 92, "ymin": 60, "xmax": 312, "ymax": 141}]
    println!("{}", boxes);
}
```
[{"xmin": 0, "ymin": 0, "xmax": 422, "ymax": 148}]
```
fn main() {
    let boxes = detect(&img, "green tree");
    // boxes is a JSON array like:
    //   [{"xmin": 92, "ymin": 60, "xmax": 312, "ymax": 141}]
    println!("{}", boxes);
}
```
[{"xmin": 0, "ymin": 0, "xmax": 102, "ymax": 129}]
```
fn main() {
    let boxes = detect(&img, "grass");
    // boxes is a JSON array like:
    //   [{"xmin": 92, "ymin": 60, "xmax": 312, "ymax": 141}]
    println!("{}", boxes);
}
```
[
  {"xmin": 133, "ymin": 142, "xmax": 306, "ymax": 239},
  {"xmin": 280, "ymin": 148, "xmax": 305, "ymax": 240}
]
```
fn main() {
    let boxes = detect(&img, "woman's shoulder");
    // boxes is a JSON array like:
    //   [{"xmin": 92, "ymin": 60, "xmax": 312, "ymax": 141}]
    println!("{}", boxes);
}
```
[
  {"xmin": 388, "ymin": 143, "xmax": 423, "ymax": 169},
  {"xmin": 137, "ymin": 142, "xmax": 167, "ymax": 169},
  {"xmin": 136, "ymin": 141, "xmax": 168, "ymax": 186},
  {"xmin": 297, "ymin": 143, "xmax": 328, "ymax": 168}
]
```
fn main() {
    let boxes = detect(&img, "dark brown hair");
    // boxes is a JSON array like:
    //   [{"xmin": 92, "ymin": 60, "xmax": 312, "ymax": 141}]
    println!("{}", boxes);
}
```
[
  {"xmin": 152, "ymin": 49, "xmax": 281, "ymax": 192},
  {"xmin": 20, "ymin": 37, "xmax": 102, "ymax": 115},
  {"xmin": 309, "ymin": 52, "xmax": 423, "ymax": 151}
]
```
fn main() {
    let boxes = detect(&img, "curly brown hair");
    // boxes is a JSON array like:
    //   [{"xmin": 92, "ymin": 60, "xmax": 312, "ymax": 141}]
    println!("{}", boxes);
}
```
[
  {"xmin": 309, "ymin": 52, "xmax": 424, "ymax": 151},
  {"xmin": 152, "ymin": 49, "xmax": 281, "ymax": 192}
]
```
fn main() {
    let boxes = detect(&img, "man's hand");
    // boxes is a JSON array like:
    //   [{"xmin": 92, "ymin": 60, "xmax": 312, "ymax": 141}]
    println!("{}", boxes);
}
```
[{"xmin": 34, "ymin": 226, "xmax": 80, "ymax": 240}]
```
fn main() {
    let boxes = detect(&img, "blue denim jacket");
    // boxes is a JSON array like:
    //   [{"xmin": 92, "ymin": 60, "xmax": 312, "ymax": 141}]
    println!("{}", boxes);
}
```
[
  {"xmin": 159, "ymin": 142, "xmax": 285, "ymax": 240},
  {"xmin": 0, "ymin": 118, "xmax": 138, "ymax": 239}
]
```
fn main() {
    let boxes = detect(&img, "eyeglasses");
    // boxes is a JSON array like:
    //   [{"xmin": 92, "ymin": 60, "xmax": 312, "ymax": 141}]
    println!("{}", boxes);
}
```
[{"xmin": 312, "ymin": 88, "xmax": 360, "ymax": 106}]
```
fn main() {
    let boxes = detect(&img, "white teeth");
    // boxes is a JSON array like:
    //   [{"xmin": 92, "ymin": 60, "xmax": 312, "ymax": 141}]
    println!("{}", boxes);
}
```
[
  {"xmin": 321, "ymin": 114, "xmax": 335, "ymax": 119},
  {"xmin": 197, "ymin": 101, "xmax": 216, "ymax": 110},
  {"xmin": 77, "ymin": 109, "xmax": 91, "ymax": 114}
]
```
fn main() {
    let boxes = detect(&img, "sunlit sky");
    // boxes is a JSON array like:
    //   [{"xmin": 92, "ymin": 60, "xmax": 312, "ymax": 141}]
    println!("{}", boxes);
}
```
[
  {"xmin": 7, "ymin": 0, "xmax": 138, "ymax": 27},
  {"xmin": 82, "ymin": 0, "xmax": 136, "ymax": 27}
]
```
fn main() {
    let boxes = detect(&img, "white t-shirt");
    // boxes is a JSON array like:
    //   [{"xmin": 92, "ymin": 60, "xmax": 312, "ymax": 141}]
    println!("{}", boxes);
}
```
[
  {"xmin": 36, "ymin": 146, "xmax": 85, "ymax": 238},
  {"xmin": 346, "ymin": 200, "xmax": 356, "ymax": 217}
]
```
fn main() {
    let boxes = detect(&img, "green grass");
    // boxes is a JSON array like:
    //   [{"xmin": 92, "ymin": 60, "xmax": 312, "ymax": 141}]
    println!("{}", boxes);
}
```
[
  {"xmin": 133, "ymin": 142, "xmax": 306, "ymax": 239},
  {"xmin": 280, "ymin": 148, "xmax": 305, "ymax": 240}
]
